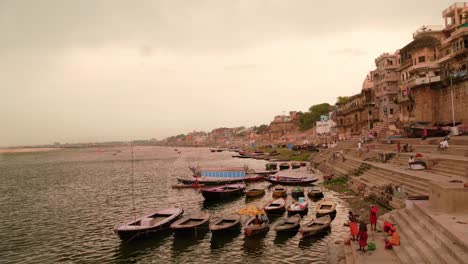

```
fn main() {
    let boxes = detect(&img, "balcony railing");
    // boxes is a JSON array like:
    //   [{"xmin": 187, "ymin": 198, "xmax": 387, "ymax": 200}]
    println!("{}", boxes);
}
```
[
  {"xmin": 407, "ymin": 75, "xmax": 441, "ymax": 88},
  {"xmin": 408, "ymin": 60, "xmax": 439, "ymax": 72}
]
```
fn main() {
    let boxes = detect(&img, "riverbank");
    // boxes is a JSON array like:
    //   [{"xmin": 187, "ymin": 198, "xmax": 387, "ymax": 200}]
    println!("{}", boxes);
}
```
[{"xmin": 0, "ymin": 147, "xmax": 63, "ymax": 154}]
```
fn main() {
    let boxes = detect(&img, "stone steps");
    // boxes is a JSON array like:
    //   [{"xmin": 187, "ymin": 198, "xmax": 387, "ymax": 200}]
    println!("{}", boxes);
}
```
[
  {"xmin": 369, "ymin": 167, "xmax": 431, "ymax": 188},
  {"xmin": 377, "ymin": 219, "xmax": 412, "ymax": 264},
  {"xmin": 429, "ymin": 166, "xmax": 468, "ymax": 178},
  {"xmin": 407, "ymin": 205, "xmax": 468, "ymax": 263},
  {"xmin": 381, "ymin": 214, "xmax": 426, "ymax": 263},
  {"xmin": 364, "ymin": 169, "xmax": 430, "ymax": 195},
  {"xmin": 398, "ymin": 209, "xmax": 459, "ymax": 264}
]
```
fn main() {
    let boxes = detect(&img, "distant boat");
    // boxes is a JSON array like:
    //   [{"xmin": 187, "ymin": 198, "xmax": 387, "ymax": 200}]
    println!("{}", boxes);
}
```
[
  {"xmin": 299, "ymin": 215, "xmax": 331, "ymax": 238},
  {"xmin": 291, "ymin": 162, "xmax": 301, "ymax": 169},
  {"xmin": 209, "ymin": 214, "xmax": 241, "ymax": 233},
  {"xmin": 170, "ymin": 212, "xmax": 210, "ymax": 234},
  {"xmin": 244, "ymin": 188, "xmax": 265, "ymax": 197},
  {"xmin": 265, "ymin": 163, "xmax": 278, "ymax": 171},
  {"xmin": 201, "ymin": 183, "xmax": 246, "ymax": 200},
  {"xmin": 114, "ymin": 208, "xmax": 183, "ymax": 241},
  {"xmin": 266, "ymin": 175, "xmax": 318, "ymax": 185},
  {"xmin": 272, "ymin": 185, "xmax": 287, "ymax": 197},
  {"xmin": 316, "ymin": 200, "xmax": 337, "ymax": 218},
  {"xmin": 264, "ymin": 198, "xmax": 286, "ymax": 214},
  {"xmin": 287, "ymin": 201, "xmax": 309, "ymax": 216},
  {"xmin": 291, "ymin": 187, "xmax": 305, "ymax": 198},
  {"xmin": 279, "ymin": 163, "xmax": 290, "ymax": 170},
  {"xmin": 300, "ymin": 162, "xmax": 307, "ymax": 167},
  {"xmin": 273, "ymin": 214, "xmax": 301, "ymax": 233},
  {"xmin": 307, "ymin": 187, "xmax": 324, "ymax": 199}
]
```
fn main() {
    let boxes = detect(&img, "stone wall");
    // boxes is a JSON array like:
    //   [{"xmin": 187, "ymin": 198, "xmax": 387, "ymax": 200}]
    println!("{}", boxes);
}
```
[{"xmin": 412, "ymin": 81, "xmax": 468, "ymax": 124}]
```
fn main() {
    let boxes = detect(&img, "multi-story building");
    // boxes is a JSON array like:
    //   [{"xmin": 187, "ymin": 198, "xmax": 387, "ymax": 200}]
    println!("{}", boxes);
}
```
[
  {"xmin": 410, "ymin": 3, "xmax": 468, "ymax": 126},
  {"xmin": 260, "ymin": 111, "xmax": 301, "ymax": 142},
  {"xmin": 373, "ymin": 52, "xmax": 400, "ymax": 121},
  {"xmin": 398, "ymin": 25, "xmax": 444, "ymax": 123},
  {"xmin": 334, "ymin": 89, "xmax": 379, "ymax": 138}
]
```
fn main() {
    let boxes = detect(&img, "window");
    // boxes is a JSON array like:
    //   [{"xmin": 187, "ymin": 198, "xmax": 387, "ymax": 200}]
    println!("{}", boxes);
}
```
[
  {"xmin": 390, "ymin": 108, "xmax": 394, "ymax": 115},
  {"xmin": 418, "ymin": 56, "xmax": 425, "ymax": 63}
]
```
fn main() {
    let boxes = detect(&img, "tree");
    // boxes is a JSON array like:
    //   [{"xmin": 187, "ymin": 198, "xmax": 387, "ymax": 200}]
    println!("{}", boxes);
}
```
[
  {"xmin": 299, "ymin": 103, "xmax": 330, "ymax": 130},
  {"xmin": 336, "ymin": 96, "xmax": 349, "ymax": 104}
]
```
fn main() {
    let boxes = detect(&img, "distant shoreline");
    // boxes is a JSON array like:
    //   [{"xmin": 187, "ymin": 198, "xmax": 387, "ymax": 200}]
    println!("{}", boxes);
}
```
[{"xmin": 0, "ymin": 148, "xmax": 63, "ymax": 154}]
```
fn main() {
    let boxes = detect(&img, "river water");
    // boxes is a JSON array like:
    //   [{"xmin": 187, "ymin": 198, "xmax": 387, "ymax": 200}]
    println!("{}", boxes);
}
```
[{"xmin": 0, "ymin": 146, "xmax": 353, "ymax": 264}]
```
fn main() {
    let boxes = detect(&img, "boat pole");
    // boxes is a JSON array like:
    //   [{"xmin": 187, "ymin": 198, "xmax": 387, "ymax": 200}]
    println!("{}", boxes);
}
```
[{"xmin": 131, "ymin": 140, "xmax": 136, "ymax": 220}]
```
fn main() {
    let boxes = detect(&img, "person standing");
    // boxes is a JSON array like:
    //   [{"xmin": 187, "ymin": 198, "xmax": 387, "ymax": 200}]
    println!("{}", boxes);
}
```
[
  {"xmin": 370, "ymin": 205, "xmax": 378, "ymax": 231},
  {"xmin": 358, "ymin": 222, "xmax": 368, "ymax": 251},
  {"xmin": 348, "ymin": 211, "xmax": 359, "ymax": 241}
]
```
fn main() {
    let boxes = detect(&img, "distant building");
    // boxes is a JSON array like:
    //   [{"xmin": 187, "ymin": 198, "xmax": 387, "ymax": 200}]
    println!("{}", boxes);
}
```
[{"xmin": 315, "ymin": 113, "xmax": 336, "ymax": 134}]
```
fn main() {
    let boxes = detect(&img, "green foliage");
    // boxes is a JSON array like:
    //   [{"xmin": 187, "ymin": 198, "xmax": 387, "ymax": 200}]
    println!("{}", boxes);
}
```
[
  {"xmin": 255, "ymin": 124, "xmax": 268, "ymax": 134},
  {"xmin": 336, "ymin": 96, "xmax": 350, "ymax": 104},
  {"xmin": 299, "ymin": 103, "xmax": 330, "ymax": 130}
]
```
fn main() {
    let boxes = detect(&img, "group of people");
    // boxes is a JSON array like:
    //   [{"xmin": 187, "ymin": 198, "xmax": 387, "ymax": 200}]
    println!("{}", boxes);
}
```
[{"xmin": 348, "ymin": 205, "xmax": 399, "ymax": 252}]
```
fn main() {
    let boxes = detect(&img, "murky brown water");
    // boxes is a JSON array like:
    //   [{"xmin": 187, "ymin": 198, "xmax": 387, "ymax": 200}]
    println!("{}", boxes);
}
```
[{"xmin": 0, "ymin": 146, "xmax": 353, "ymax": 263}]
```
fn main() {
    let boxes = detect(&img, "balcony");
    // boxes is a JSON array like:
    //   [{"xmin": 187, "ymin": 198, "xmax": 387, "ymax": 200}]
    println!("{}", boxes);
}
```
[
  {"xmin": 413, "ymin": 25, "xmax": 444, "ymax": 39},
  {"xmin": 451, "ymin": 70, "xmax": 468, "ymax": 78},
  {"xmin": 407, "ymin": 75, "xmax": 441, "ymax": 88},
  {"xmin": 438, "ymin": 47, "xmax": 468, "ymax": 63},
  {"xmin": 407, "ymin": 60, "xmax": 439, "ymax": 73},
  {"xmin": 441, "ymin": 27, "xmax": 468, "ymax": 46}
]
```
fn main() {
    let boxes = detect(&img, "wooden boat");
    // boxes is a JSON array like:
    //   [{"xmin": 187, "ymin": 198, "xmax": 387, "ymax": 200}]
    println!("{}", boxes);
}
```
[
  {"xmin": 265, "ymin": 163, "xmax": 278, "ymax": 171},
  {"xmin": 264, "ymin": 198, "xmax": 286, "ymax": 214},
  {"xmin": 245, "ymin": 188, "xmax": 265, "ymax": 197},
  {"xmin": 170, "ymin": 212, "xmax": 210, "ymax": 234},
  {"xmin": 177, "ymin": 177, "xmax": 244, "ymax": 186},
  {"xmin": 291, "ymin": 187, "xmax": 305, "ymax": 198},
  {"xmin": 209, "ymin": 214, "xmax": 241, "ymax": 233},
  {"xmin": 279, "ymin": 163, "xmax": 290, "ymax": 170},
  {"xmin": 201, "ymin": 183, "xmax": 246, "ymax": 200},
  {"xmin": 272, "ymin": 185, "xmax": 287, "ymax": 197},
  {"xmin": 266, "ymin": 175, "xmax": 318, "ymax": 186},
  {"xmin": 299, "ymin": 215, "xmax": 331, "ymax": 238},
  {"xmin": 216, "ymin": 149, "xmax": 223, "ymax": 152},
  {"xmin": 291, "ymin": 162, "xmax": 301, "ymax": 169},
  {"xmin": 316, "ymin": 200, "xmax": 337, "ymax": 217},
  {"xmin": 273, "ymin": 214, "xmax": 301, "ymax": 233},
  {"xmin": 244, "ymin": 175, "xmax": 266, "ymax": 182},
  {"xmin": 114, "ymin": 208, "xmax": 183, "ymax": 241},
  {"xmin": 172, "ymin": 183, "xmax": 205, "ymax": 189},
  {"xmin": 299, "ymin": 162, "xmax": 307, "ymax": 167},
  {"xmin": 244, "ymin": 216, "xmax": 270, "ymax": 237},
  {"xmin": 210, "ymin": 149, "xmax": 216, "ymax": 152},
  {"xmin": 307, "ymin": 187, "xmax": 324, "ymax": 199},
  {"xmin": 287, "ymin": 201, "xmax": 309, "ymax": 216}
]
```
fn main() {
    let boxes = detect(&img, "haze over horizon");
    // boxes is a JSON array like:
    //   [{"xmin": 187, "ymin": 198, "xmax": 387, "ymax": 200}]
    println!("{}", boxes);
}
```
[{"xmin": 1, "ymin": 0, "xmax": 449, "ymax": 147}]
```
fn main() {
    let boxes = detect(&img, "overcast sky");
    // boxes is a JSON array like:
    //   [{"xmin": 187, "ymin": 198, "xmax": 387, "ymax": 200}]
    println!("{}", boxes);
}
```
[{"xmin": 0, "ymin": 0, "xmax": 450, "ymax": 146}]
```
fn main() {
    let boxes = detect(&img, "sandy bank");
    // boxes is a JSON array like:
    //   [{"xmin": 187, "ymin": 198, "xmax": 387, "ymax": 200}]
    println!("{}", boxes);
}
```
[{"xmin": 0, "ymin": 148, "xmax": 63, "ymax": 154}]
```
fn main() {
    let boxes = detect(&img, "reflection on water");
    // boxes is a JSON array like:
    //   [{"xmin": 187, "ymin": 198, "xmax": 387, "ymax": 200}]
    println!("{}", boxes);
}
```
[{"xmin": 0, "ymin": 146, "xmax": 353, "ymax": 263}]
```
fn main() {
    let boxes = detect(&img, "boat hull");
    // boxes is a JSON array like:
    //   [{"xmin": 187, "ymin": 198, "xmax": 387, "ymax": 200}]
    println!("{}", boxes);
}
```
[{"xmin": 266, "ymin": 177, "xmax": 318, "ymax": 186}]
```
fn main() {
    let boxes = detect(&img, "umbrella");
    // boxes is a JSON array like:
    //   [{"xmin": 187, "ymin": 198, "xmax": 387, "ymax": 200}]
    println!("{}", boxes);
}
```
[{"xmin": 238, "ymin": 205, "xmax": 266, "ymax": 216}]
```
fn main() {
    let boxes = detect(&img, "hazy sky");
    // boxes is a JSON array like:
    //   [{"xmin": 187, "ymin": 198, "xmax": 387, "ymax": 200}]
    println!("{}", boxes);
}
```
[{"xmin": 1, "ymin": 0, "xmax": 449, "ymax": 146}]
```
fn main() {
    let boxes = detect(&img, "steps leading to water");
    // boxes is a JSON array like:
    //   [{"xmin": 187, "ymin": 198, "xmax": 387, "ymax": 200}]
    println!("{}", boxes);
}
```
[{"xmin": 380, "ymin": 204, "xmax": 468, "ymax": 264}]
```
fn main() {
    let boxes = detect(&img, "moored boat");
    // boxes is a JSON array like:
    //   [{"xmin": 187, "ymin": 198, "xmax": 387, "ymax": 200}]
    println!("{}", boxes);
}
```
[
  {"xmin": 172, "ymin": 183, "xmax": 205, "ymax": 189},
  {"xmin": 170, "ymin": 212, "xmax": 210, "ymax": 234},
  {"xmin": 243, "ymin": 215, "xmax": 270, "ymax": 237},
  {"xmin": 264, "ymin": 198, "xmax": 286, "ymax": 214},
  {"xmin": 307, "ymin": 187, "xmax": 324, "ymax": 199},
  {"xmin": 291, "ymin": 162, "xmax": 301, "ymax": 169},
  {"xmin": 299, "ymin": 215, "xmax": 331, "ymax": 238},
  {"xmin": 299, "ymin": 162, "xmax": 307, "ymax": 167},
  {"xmin": 209, "ymin": 214, "xmax": 241, "ymax": 233},
  {"xmin": 114, "ymin": 208, "xmax": 184, "ymax": 241},
  {"xmin": 245, "ymin": 188, "xmax": 265, "ymax": 197},
  {"xmin": 272, "ymin": 185, "xmax": 287, "ymax": 197},
  {"xmin": 266, "ymin": 175, "xmax": 318, "ymax": 186},
  {"xmin": 287, "ymin": 201, "xmax": 309, "ymax": 216},
  {"xmin": 279, "ymin": 163, "xmax": 290, "ymax": 170},
  {"xmin": 316, "ymin": 200, "xmax": 337, "ymax": 218},
  {"xmin": 291, "ymin": 186, "xmax": 305, "ymax": 198},
  {"xmin": 273, "ymin": 214, "xmax": 301, "ymax": 233},
  {"xmin": 265, "ymin": 163, "xmax": 278, "ymax": 171},
  {"xmin": 201, "ymin": 183, "xmax": 246, "ymax": 200}
]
